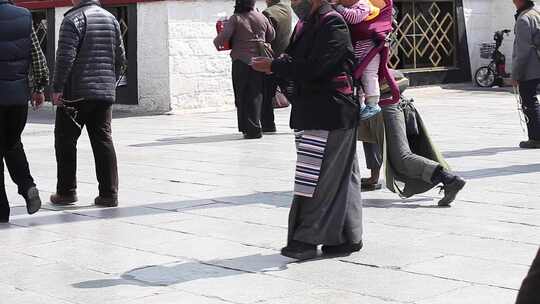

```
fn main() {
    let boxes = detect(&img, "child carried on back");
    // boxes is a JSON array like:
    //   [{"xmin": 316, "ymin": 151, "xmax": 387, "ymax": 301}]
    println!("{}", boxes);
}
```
[{"xmin": 334, "ymin": 0, "xmax": 387, "ymax": 120}]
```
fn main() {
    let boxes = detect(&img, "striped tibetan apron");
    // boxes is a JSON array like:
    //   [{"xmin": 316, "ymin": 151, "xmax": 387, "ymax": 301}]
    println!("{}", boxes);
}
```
[{"xmin": 293, "ymin": 130, "xmax": 330, "ymax": 198}]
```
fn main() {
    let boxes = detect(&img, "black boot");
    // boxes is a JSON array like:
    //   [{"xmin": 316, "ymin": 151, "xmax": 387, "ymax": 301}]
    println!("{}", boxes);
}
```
[
  {"xmin": 438, "ymin": 176, "xmax": 466, "ymax": 207},
  {"xmin": 281, "ymin": 241, "xmax": 317, "ymax": 260},
  {"xmin": 322, "ymin": 241, "xmax": 363, "ymax": 256},
  {"xmin": 23, "ymin": 187, "xmax": 41, "ymax": 215},
  {"xmin": 431, "ymin": 167, "xmax": 466, "ymax": 207}
]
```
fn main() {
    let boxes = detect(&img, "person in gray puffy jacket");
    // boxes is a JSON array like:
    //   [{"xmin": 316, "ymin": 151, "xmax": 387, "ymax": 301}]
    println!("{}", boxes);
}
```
[
  {"xmin": 51, "ymin": 0, "xmax": 126, "ymax": 207},
  {"xmin": 512, "ymin": 0, "xmax": 540, "ymax": 148}
]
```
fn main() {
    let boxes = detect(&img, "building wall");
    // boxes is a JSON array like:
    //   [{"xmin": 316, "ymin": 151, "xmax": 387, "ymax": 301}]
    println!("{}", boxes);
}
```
[
  {"xmin": 463, "ymin": 0, "xmax": 516, "ymax": 78},
  {"xmin": 133, "ymin": 1, "xmax": 171, "ymax": 113},
  {"xmin": 50, "ymin": 0, "xmax": 519, "ymax": 113},
  {"xmin": 167, "ymin": 0, "xmax": 234, "ymax": 112}
]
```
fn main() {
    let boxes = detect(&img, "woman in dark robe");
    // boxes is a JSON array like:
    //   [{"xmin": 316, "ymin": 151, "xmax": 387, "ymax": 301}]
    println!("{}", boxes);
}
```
[{"xmin": 252, "ymin": 0, "xmax": 363, "ymax": 260}]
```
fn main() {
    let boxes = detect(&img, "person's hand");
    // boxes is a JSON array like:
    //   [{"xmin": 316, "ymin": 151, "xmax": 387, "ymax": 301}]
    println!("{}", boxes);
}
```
[
  {"xmin": 52, "ymin": 92, "xmax": 63, "ymax": 106},
  {"xmin": 31, "ymin": 92, "xmax": 45, "ymax": 110},
  {"xmin": 512, "ymin": 79, "xmax": 519, "ymax": 87},
  {"xmin": 251, "ymin": 57, "xmax": 273, "ymax": 74}
]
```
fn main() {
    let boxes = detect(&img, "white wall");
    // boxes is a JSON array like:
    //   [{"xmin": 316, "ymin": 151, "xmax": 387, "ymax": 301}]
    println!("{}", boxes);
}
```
[
  {"xmin": 463, "ymin": 0, "xmax": 515, "ymax": 79},
  {"xmin": 52, "ymin": 0, "xmax": 519, "ymax": 112},
  {"xmin": 132, "ymin": 1, "xmax": 171, "ymax": 113},
  {"xmin": 166, "ymin": 0, "xmax": 274, "ymax": 112},
  {"xmin": 53, "ymin": 0, "xmax": 275, "ymax": 113},
  {"xmin": 167, "ymin": 0, "xmax": 235, "ymax": 112}
]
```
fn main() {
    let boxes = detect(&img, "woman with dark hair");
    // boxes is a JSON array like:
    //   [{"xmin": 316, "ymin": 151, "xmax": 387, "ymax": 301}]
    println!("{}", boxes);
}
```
[{"xmin": 214, "ymin": 0, "xmax": 276, "ymax": 139}]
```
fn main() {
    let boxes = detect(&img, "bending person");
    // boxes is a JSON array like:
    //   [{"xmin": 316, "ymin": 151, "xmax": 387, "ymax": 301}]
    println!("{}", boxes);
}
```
[
  {"xmin": 252, "ymin": 0, "xmax": 363, "ymax": 260},
  {"xmin": 359, "ymin": 95, "xmax": 466, "ymax": 206}
]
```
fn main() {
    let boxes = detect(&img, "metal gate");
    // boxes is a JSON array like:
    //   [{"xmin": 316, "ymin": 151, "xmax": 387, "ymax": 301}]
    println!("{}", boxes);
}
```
[
  {"xmin": 391, "ymin": 0, "xmax": 457, "ymax": 70},
  {"xmin": 105, "ymin": 5, "xmax": 138, "ymax": 105}
]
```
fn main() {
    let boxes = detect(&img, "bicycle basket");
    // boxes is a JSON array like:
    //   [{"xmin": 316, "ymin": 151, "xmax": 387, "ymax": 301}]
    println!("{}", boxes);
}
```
[{"xmin": 480, "ymin": 43, "xmax": 496, "ymax": 59}]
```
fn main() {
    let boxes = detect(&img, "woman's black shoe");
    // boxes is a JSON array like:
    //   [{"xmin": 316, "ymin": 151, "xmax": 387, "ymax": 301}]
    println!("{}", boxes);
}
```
[
  {"xmin": 0, "ymin": 204, "xmax": 10, "ymax": 223},
  {"xmin": 244, "ymin": 132, "xmax": 263, "ymax": 139},
  {"xmin": 281, "ymin": 241, "xmax": 317, "ymax": 260},
  {"xmin": 262, "ymin": 126, "xmax": 277, "ymax": 133},
  {"xmin": 322, "ymin": 241, "xmax": 363, "ymax": 256}
]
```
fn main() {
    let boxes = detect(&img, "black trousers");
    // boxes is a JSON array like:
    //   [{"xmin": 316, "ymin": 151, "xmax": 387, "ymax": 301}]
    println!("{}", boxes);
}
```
[
  {"xmin": 262, "ymin": 74, "xmax": 277, "ymax": 131},
  {"xmin": 232, "ymin": 60, "xmax": 264, "ymax": 135},
  {"xmin": 54, "ymin": 102, "xmax": 118, "ymax": 199},
  {"xmin": 519, "ymin": 79, "xmax": 540, "ymax": 141},
  {"xmin": 0, "ymin": 105, "xmax": 35, "ymax": 206},
  {"xmin": 516, "ymin": 248, "xmax": 540, "ymax": 304}
]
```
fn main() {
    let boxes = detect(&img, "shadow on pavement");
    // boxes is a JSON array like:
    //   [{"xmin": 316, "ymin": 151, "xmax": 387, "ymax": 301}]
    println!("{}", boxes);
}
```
[
  {"xmin": 363, "ymin": 198, "xmax": 438, "ymax": 209},
  {"xmin": 439, "ymin": 83, "xmax": 513, "ymax": 93},
  {"xmin": 130, "ymin": 133, "xmax": 291, "ymax": 147},
  {"xmin": 72, "ymin": 254, "xmax": 290, "ymax": 288},
  {"xmin": 27, "ymin": 107, "xmax": 166, "ymax": 125},
  {"xmin": 5, "ymin": 191, "xmax": 293, "ymax": 228},
  {"xmin": 4, "ymin": 190, "xmax": 447, "ymax": 229},
  {"xmin": 456, "ymin": 163, "xmax": 540, "ymax": 180},
  {"xmin": 443, "ymin": 147, "xmax": 522, "ymax": 159}
]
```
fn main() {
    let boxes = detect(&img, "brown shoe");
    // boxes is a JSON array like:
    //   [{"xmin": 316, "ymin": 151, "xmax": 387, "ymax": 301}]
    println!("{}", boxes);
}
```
[
  {"xmin": 50, "ymin": 193, "xmax": 78, "ymax": 205},
  {"xmin": 94, "ymin": 196, "xmax": 118, "ymax": 208}
]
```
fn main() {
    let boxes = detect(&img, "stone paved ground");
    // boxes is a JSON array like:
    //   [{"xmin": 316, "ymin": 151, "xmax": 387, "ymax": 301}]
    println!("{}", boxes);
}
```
[{"xmin": 1, "ymin": 84, "xmax": 539, "ymax": 304}]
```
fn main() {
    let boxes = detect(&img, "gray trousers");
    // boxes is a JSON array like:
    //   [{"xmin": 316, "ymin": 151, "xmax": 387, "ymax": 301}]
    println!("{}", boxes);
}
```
[
  {"xmin": 382, "ymin": 105, "xmax": 439, "ymax": 183},
  {"xmin": 363, "ymin": 142, "xmax": 382, "ymax": 170},
  {"xmin": 289, "ymin": 128, "xmax": 363, "ymax": 246}
]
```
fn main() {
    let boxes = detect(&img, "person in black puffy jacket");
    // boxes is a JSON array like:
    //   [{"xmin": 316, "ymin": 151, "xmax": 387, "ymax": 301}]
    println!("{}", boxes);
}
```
[{"xmin": 51, "ymin": 0, "xmax": 126, "ymax": 208}]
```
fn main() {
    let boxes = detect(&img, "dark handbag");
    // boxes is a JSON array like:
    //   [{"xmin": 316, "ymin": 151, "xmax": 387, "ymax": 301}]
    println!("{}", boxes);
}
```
[
  {"xmin": 273, "ymin": 86, "xmax": 290, "ymax": 108},
  {"xmin": 400, "ymin": 97, "xmax": 420, "ymax": 137}
]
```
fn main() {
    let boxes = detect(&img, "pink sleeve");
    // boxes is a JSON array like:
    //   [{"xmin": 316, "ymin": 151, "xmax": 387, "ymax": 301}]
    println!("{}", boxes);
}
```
[{"xmin": 335, "ymin": 1, "xmax": 371, "ymax": 25}]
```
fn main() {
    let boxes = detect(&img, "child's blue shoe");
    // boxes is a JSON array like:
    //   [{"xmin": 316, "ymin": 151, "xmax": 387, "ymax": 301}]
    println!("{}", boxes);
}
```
[{"xmin": 359, "ymin": 104, "xmax": 381, "ymax": 121}]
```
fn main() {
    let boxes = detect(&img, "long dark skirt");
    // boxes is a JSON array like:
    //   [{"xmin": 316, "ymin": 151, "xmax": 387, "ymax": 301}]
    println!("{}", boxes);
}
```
[
  {"xmin": 232, "ymin": 60, "xmax": 264, "ymax": 135},
  {"xmin": 288, "ymin": 127, "xmax": 363, "ymax": 246}
]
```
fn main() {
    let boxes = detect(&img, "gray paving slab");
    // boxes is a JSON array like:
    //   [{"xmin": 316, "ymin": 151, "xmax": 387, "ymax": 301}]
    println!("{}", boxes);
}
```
[{"xmin": 0, "ymin": 84, "xmax": 537, "ymax": 303}]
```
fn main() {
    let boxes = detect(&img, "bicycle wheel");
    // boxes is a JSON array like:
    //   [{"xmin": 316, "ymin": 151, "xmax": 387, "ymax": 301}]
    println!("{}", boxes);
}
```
[{"xmin": 475, "ymin": 66, "xmax": 496, "ymax": 87}]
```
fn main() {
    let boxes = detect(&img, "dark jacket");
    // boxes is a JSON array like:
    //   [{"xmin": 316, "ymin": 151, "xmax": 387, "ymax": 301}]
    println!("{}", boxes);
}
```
[
  {"xmin": 53, "ymin": 0, "xmax": 126, "ymax": 103},
  {"xmin": 271, "ymin": 3, "xmax": 358, "ymax": 131},
  {"xmin": 0, "ymin": 0, "xmax": 32, "ymax": 106},
  {"xmin": 214, "ymin": 11, "xmax": 275, "ymax": 65},
  {"xmin": 263, "ymin": 0, "xmax": 292, "ymax": 56}
]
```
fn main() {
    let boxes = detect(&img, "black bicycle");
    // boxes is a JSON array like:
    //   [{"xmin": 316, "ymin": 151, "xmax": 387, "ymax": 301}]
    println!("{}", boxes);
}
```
[{"xmin": 475, "ymin": 29, "xmax": 512, "ymax": 88}]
